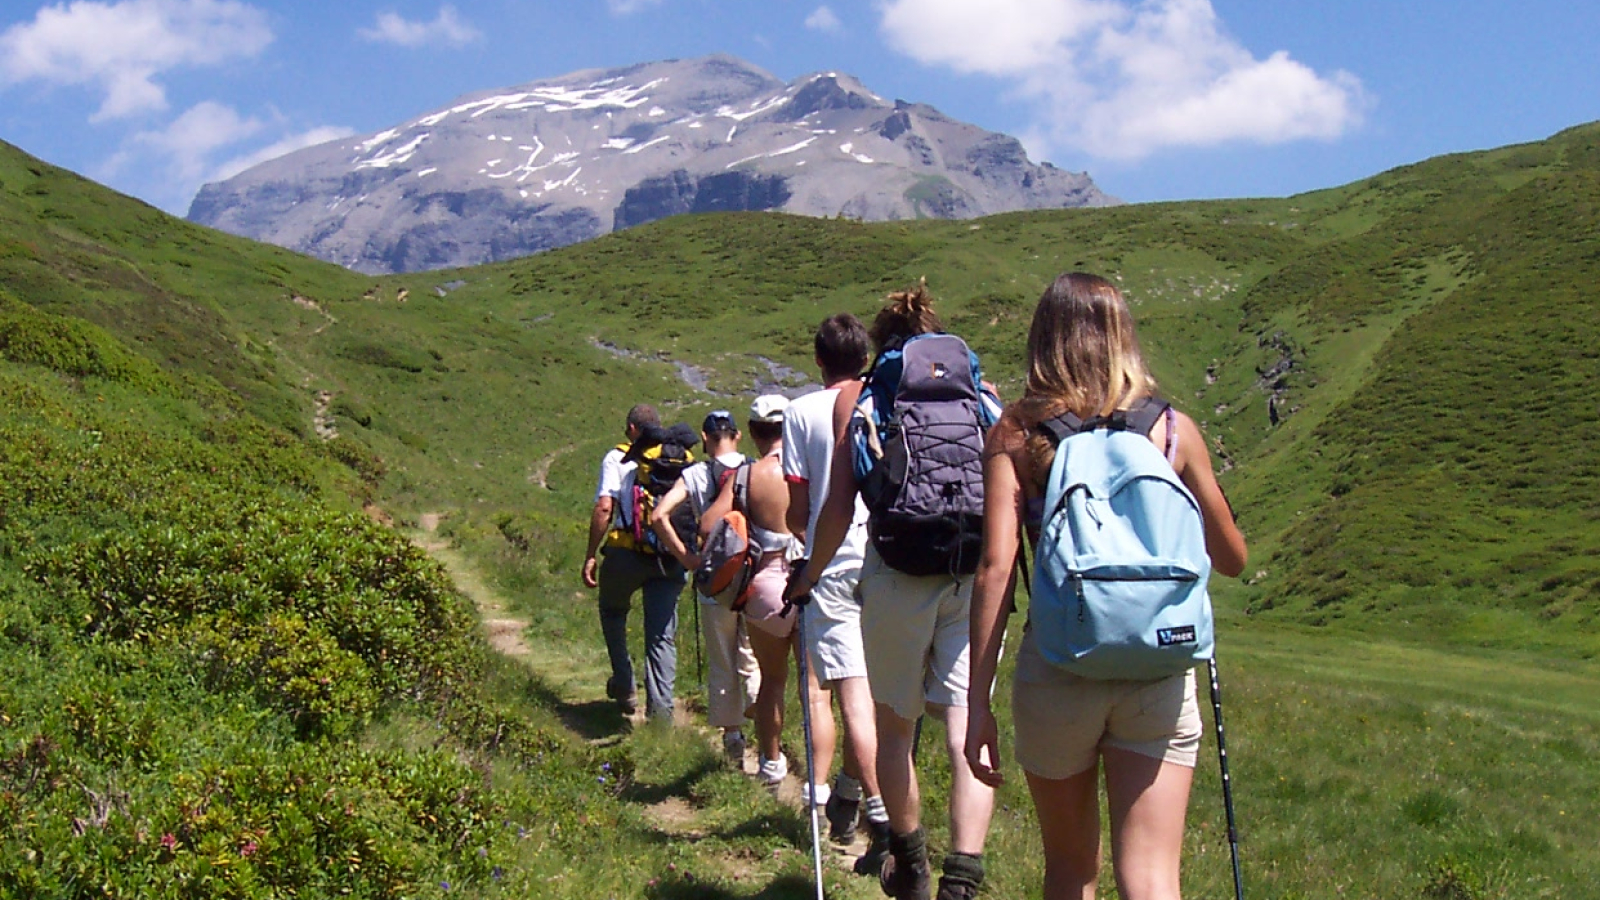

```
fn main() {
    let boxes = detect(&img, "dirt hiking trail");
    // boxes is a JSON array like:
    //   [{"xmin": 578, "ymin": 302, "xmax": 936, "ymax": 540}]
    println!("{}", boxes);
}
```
[{"xmin": 408, "ymin": 515, "xmax": 869, "ymax": 885}]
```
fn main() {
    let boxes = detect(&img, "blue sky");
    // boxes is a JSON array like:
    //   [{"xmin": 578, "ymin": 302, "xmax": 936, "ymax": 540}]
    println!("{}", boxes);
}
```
[{"xmin": 2, "ymin": 0, "xmax": 1597, "ymax": 216}]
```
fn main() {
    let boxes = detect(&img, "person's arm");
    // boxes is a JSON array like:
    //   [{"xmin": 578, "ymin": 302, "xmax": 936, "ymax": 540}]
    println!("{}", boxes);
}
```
[
  {"xmin": 966, "ymin": 418, "xmax": 1025, "ymax": 788},
  {"xmin": 583, "ymin": 449, "xmax": 625, "ymax": 588},
  {"xmin": 582, "ymin": 497, "xmax": 612, "ymax": 588},
  {"xmin": 1171, "ymin": 411, "xmax": 1248, "ymax": 577},
  {"xmin": 649, "ymin": 477, "xmax": 699, "ymax": 571},
  {"xmin": 698, "ymin": 467, "xmax": 739, "ymax": 545},
  {"xmin": 785, "ymin": 481, "xmax": 810, "ymax": 539},
  {"xmin": 786, "ymin": 383, "xmax": 863, "ymax": 598}
]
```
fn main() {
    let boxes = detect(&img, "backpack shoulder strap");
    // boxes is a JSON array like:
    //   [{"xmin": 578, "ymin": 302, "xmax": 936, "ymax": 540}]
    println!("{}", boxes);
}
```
[
  {"xmin": 1038, "ymin": 411, "xmax": 1088, "ymax": 448},
  {"xmin": 1039, "ymin": 396, "xmax": 1172, "ymax": 449},
  {"xmin": 730, "ymin": 461, "xmax": 753, "ymax": 514},
  {"xmin": 1119, "ymin": 396, "xmax": 1170, "ymax": 436}
]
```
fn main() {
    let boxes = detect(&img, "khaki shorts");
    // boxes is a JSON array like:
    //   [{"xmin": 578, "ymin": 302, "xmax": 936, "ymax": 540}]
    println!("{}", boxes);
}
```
[
  {"xmin": 804, "ymin": 567, "xmax": 867, "ymax": 683},
  {"xmin": 857, "ymin": 547, "xmax": 971, "ymax": 721},
  {"xmin": 1012, "ymin": 630, "xmax": 1201, "ymax": 780}
]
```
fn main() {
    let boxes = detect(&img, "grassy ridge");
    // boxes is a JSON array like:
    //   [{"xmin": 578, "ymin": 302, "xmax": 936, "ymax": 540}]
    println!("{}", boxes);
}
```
[{"xmin": 3, "ymin": 122, "xmax": 1599, "ymax": 899}]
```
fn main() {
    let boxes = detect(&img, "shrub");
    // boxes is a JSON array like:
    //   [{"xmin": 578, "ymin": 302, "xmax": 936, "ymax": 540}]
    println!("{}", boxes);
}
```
[
  {"xmin": 0, "ymin": 291, "xmax": 171, "ymax": 392},
  {"xmin": 23, "ymin": 504, "xmax": 482, "ymax": 737}
]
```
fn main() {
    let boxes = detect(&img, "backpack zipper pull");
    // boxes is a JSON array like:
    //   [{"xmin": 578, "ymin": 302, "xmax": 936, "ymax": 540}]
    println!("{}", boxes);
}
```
[{"xmin": 1073, "ymin": 572, "xmax": 1086, "ymax": 622}]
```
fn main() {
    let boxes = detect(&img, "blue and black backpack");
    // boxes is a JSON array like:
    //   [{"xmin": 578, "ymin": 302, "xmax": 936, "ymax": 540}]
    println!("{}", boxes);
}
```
[
  {"xmin": 1030, "ymin": 397, "xmax": 1214, "ymax": 679},
  {"xmin": 848, "ymin": 333, "xmax": 1001, "ymax": 577}
]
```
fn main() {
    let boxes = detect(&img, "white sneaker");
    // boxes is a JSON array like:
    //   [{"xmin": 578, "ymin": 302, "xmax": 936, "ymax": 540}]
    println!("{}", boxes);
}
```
[
  {"xmin": 800, "ymin": 780, "xmax": 831, "ymax": 808},
  {"xmin": 756, "ymin": 754, "xmax": 788, "ymax": 785}
]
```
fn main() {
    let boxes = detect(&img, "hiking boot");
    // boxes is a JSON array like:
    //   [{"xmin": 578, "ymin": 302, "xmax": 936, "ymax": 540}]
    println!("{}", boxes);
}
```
[
  {"xmin": 935, "ymin": 852, "xmax": 984, "ymax": 900},
  {"xmin": 756, "ymin": 754, "xmax": 788, "ymax": 786},
  {"xmin": 721, "ymin": 731, "xmax": 746, "ymax": 767},
  {"xmin": 605, "ymin": 677, "xmax": 637, "ymax": 715},
  {"xmin": 854, "ymin": 818, "xmax": 891, "ymax": 876},
  {"xmin": 825, "ymin": 791, "xmax": 861, "ymax": 842},
  {"xmin": 878, "ymin": 829, "xmax": 930, "ymax": 900}
]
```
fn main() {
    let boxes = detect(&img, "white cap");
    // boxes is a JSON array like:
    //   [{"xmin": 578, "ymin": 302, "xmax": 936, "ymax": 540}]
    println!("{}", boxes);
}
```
[{"xmin": 749, "ymin": 394, "xmax": 789, "ymax": 423}]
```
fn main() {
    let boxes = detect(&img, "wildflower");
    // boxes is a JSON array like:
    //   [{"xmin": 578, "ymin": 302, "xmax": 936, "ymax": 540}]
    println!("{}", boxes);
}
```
[
  {"xmin": 492, "ymin": 867, "xmax": 504, "ymax": 881},
  {"xmin": 240, "ymin": 840, "xmax": 258, "ymax": 858},
  {"xmin": 160, "ymin": 833, "xmax": 177, "ymax": 851}
]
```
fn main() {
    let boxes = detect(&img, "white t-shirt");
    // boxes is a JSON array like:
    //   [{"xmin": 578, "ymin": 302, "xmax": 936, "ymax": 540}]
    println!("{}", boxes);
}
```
[
  {"xmin": 594, "ymin": 446, "xmax": 632, "ymax": 503},
  {"xmin": 681, "ymin": 451, "xmax": 749, "ymax": 519},
  {"xmin": 781, "ymin": 387, "xmax": 868, "ymax": 577}
]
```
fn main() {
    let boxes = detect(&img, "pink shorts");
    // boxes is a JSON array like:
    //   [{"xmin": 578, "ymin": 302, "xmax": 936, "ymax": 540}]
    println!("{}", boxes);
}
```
[{"xmin": 741, "ymin": 552, "xmax": 796, "ymax": 640}]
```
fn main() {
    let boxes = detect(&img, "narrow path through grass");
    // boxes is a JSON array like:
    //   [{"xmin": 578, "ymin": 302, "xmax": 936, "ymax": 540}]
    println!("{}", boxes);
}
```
[{"xmin": 410, "ymin": 518, "xmax": 877, "ymax": 897}]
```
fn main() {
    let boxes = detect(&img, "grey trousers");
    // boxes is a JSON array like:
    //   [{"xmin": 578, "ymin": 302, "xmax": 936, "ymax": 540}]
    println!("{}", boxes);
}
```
[{"xmin": 597, "ymin": 547, "xmax": 685, "ymax": 720}]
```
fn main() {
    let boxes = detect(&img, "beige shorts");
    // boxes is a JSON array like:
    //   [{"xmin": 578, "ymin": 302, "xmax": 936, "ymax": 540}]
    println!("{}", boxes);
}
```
[
  {"xmin": 857, "ymin": 547, "xmax": 972, "ymax": 721},
  {"xmin": 1012, "ymin": 630, "xmax": 1201, "ymax": 780},
  {"xmin": 804, "ymin": 567, "xmax": 867, "ymax": 683}
]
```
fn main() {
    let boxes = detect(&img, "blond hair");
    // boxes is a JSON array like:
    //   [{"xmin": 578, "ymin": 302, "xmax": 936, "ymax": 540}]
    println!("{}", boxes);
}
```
[{"xmin": 1017, "ymin": 273, "xmax": 1157, "ymax": 483}]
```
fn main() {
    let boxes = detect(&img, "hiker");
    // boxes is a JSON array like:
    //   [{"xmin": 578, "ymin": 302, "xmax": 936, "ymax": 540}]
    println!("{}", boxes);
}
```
[
  {"xmin": 781, "ymin": 313, "xmax": 892, "ymax": 870},
  {"xmin": 787, "ymin": 281, "xmax": 1000, "ymax": 900},
  {"xmin": 965, "ymin": 272, "xmax": 1249, "ymax": 900},
  {"xmin": 699, "ymin": 395, "xmax": 797, "ymax": 786},
  {"xmin": 649, "ymin": 410, "xmax": 762, "ymax": 762},
  {"xmin": 581, "ymin": 403, "xmax": 689, "ymax": 723}
]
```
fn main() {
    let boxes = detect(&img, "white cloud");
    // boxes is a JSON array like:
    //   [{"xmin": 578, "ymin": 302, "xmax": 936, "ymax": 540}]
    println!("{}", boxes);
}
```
[
  {"xmin": 211, "ymin": 125, "xmax": 354, "ymax": 182},
  {"xmin": 0, "ymin": 0, "xmax": 272, "ymax": 122},
  {"xmin": 607, "ymin": 0, "xmax": 664, "ymax": 15},
  {"xmin": 95, "ymin": 101, "xmax": 349, "ymax": 213},
  {"xmin": 878, "ymin": 0, "xmax": 1366, "ymax": 160},
  {"xmin": 102, "ymin": 100, "xmax": 261, "ymax": 192},
  {"xmin": 358, "ymin": 5, "xmax": 481, "ymax": 48},
  {"xmin": 805, "ymin": 6, "xmax": 844, "ymax": 35}
]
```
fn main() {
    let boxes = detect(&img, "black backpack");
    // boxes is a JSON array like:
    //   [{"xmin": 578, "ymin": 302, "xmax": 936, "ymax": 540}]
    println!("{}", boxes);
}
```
[
  {"xmin": 847, "ymin": 333, "xmax": 1000, "ymax": 576},
  {"xmin": 620, "ymin": 423, "xmax": 698, "ymax": 555}
]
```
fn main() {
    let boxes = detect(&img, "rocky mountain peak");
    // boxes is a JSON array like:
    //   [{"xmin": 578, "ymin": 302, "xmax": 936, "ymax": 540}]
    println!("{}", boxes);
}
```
[{"xmin": 187, "ymin": 54, "xmax": 1117, "ymax": 274}]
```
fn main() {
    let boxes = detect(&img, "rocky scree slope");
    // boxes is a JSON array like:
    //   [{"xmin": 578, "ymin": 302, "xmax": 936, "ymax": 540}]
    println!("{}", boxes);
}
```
[{"xmin": 188, "ymin": 54, "xmax": 1115, "ymax": 274}]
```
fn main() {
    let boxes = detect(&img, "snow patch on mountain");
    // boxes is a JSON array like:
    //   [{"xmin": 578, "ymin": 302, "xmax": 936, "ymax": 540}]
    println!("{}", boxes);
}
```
[{"xmin": 189, "ymin": 54, "xmax": 1116, "ymax": 274}]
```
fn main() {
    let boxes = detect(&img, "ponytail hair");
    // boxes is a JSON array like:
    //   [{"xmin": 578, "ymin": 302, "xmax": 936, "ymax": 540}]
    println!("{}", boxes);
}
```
[{"xmin": 869, "ymin": 277, "xmax": 944, "ymax": 350}]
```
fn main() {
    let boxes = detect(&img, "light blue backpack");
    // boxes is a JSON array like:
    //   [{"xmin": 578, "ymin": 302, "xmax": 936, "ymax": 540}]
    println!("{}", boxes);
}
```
[{"xmin": 1031, "ymin": 398, "xmax": 1214, "ymax": 680}]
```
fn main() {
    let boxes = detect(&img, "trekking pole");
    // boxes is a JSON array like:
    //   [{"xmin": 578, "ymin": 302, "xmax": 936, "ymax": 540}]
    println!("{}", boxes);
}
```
[
  {"xmin": 692, "ymin": 593, "xmax": 704, "ymax": 689},
  {"xmin": 1207, "ymin": 656, "xmax": 1244, "ymax": 900},
  {"xmin": 794, "ymin": 602, "xmax": 826, "ymax": 900}
]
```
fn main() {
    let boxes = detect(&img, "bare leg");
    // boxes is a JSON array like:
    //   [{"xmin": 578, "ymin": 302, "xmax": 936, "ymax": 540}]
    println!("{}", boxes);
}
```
[
  {"xmin": 929, "ymin": 702, "xmax": 995, "ymax": 855},
  {"xmin": 800, "ymin": 647, "xmax": 836, "ymax": 791},
  {"xmin": 1104, "ymin": 748, "xmax": 1193, "ymax": 900},
  {"xmin": 875, "ymin": 703, "xmax": 921, "ymax": 833},
  {"xmin": 747, "ymin": 626, "xmax": 792, "ymax": 765},
  {"xmin": 1026, "ymin": 765, "xmax": 1103, "ymax": 900},
  {"xmin": 835, "ymin": 675, "xmax": 880, "ymax": 796}
]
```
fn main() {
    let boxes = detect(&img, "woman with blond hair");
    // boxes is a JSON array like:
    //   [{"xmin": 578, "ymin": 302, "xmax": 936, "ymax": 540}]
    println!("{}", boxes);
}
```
[{"xmin": 966, "ymin": 272, "xmax": 1247, "ymax": 900}]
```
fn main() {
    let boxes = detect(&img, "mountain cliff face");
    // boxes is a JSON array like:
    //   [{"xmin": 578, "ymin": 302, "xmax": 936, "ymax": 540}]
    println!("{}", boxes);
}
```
[{"xmin": 187, "ymin": 55, "xmax": 1116, "ymax": 274}]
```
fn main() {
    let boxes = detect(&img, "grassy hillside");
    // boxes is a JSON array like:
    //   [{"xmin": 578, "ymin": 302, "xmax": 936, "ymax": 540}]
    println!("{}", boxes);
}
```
[{"xmin": 2, "ymin": 123, "xmax": 1598, "ymax": 900}]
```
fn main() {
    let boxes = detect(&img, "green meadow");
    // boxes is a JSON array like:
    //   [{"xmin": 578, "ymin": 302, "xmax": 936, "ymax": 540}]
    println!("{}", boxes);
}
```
[{"xmin": 1, "ymin": 119, "xmax": 1596, "ymax": 899}]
